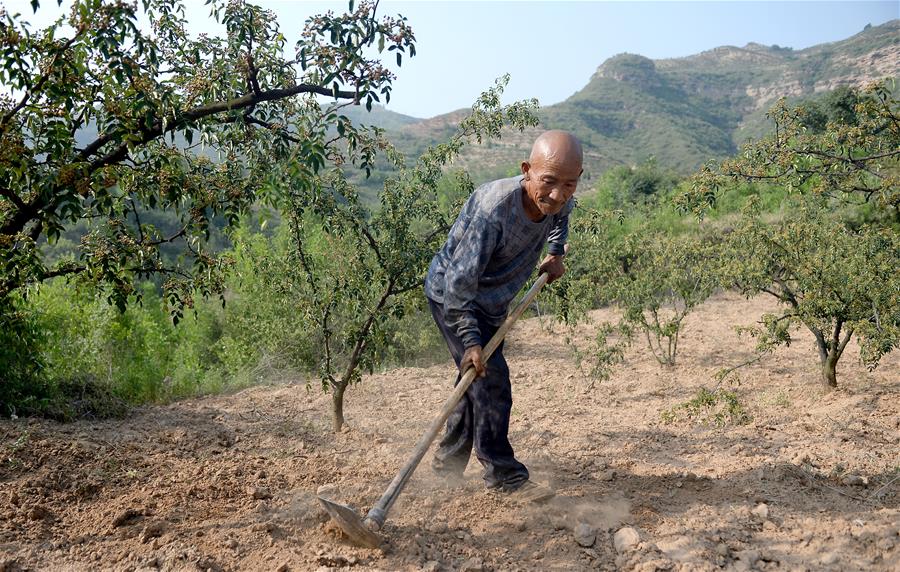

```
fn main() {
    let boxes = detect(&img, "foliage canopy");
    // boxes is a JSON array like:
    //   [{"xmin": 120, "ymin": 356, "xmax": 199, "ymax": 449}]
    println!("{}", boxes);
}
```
[
  {"xmin": 267, "ymin": 76, "xmax": 538, "ymax": 431},
  {"xmin": 0, "ymin": 0, "xmax": 414, "ymax": 316},
  {"xmin": 680, "ymin": 82, "xmax": 900, "ymax": 387}
]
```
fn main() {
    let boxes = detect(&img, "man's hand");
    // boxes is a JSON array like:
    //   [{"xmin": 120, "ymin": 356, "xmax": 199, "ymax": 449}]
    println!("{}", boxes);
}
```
[
  {"xmin": 461, "ymin": 345, "xmax": 486, "ymax": 378},
  {"xmin": 539, "ymin": 253, "xmax": 566, "ymax": 284}
]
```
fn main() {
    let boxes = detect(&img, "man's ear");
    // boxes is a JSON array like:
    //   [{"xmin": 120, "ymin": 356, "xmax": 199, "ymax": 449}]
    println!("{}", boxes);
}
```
[{"xmin": 521, "ymin": 161, "xmax": 531, "ymax": 180}]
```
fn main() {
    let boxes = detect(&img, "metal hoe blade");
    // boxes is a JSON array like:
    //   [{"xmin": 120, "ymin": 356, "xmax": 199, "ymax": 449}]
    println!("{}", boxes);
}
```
[{"xmin": 317, "ymin": 496, "xmax": 381, "ymax": 549}]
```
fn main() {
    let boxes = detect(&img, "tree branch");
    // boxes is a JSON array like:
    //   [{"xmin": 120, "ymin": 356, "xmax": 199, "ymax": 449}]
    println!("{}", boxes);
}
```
[
  {"xmin": 0, "ymin": 31, "xmax": 85, "ymax": 133},
  {"xmin": 339, "ymin": 278, "xmax": 394, "ymax": 385},
  {"xmin": 836, "ymin": 324, "xmax": 854, "ymax": 357},
  {"xmin": 810, "ymin": 327, "xmax": 828, "ymax": 362},
  {"xmin": 2, "ymin": 82, "xmax": 364, "ymax": 239},
  {"xmin": 147, "ymin": 225, "xmax": 187, "ymax": 247},
  {"xmin": 805, "ymin": 148, "xmax": 900, "ymax": 164},
  {"xmin": 79, "ymin": 83, "xmax": 361, "ymax": 164},
  {"xmin": 243, "ymin": 114, "xmax": 302, "ymax": 144},
  {"xmin": 42, "ymin": 264, "xmax": 87, "ymax": 280},
  {"xmin": 831, "ymin": 318, "xmax": 844, "ymax": 354},
  {"xmin": 358, "ymin": 225, "xmax": 385, "ymax": 270},
  {"xmin": 0, "ymin": 186, "xmax": 27, "ymax": 211}
]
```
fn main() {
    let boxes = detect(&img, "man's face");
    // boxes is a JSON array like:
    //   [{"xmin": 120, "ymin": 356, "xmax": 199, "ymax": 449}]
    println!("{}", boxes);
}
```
[{"xmin": 522, "ymin": 156, "xmax": 582, "ymax": 216}]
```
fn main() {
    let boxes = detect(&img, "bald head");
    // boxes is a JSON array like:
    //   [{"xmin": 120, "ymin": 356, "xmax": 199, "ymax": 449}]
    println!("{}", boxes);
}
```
[
  {"xmin": 529, "ymin": 130, "xmax": 583, "ymax": 170},
  {"xmin": 520, "ymin": 130, "xmax": 583, "ymax": 220}
]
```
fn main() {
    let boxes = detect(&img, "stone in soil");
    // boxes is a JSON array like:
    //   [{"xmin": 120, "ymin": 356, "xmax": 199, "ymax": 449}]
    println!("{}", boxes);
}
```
[
  {"xmin": 733, "ymin": 549, "xmax": 760, "ymax": 571},
  {"xmin": 614, "ymin": 527, "xmax": 641, "ymax": 554},
  {"xmin": 841, "ymin": 475, "xmax": 868, "ymax": 486},
  {"xmin": 574, "ymin": 523, "xmax": 596, "ymax": 547},
  {"xmin": 27, "ymin": 505, "xmax": 54, "ymax": 521},
  {"xmin": 751, "ymin": 503, "xmax": 769, "ymax": 519},
  {"xmin": 196, "ymin": 556, "xmax": 223, "ymax": 572},
  {"xmin": 140, "ymin": 521, "xmax": 167, "ymax": 543},
  {"xmin": 111, "ymin": 508, "xmax": 143, "ymax": 528},
  {"xmin": 249, "ymin": 486, "xmax": 273, "ymax": 500},
  {"xmin": 459, "ymin": 557, "xmax": 484, "ymax": 572},
  {"xmin": 316, "ymin": 554, "xmax": 358, "ymax": 567},
  {"xmin": 316, "ymin": 483, "xmax": 338, "ymax": 497}
]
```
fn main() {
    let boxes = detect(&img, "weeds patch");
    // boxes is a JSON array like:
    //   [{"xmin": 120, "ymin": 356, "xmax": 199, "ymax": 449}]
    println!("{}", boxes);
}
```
[
  {"xmin": 3, "ymin": 430, "xmax": 30, "ymax": 472},
  {"xmin": 661, "ymin": 388, "xmax": 751, "ymax": 427}
]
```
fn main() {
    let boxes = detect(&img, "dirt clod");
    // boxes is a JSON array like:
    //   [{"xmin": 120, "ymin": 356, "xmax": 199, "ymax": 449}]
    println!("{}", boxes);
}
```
[
  {"xmin": 140, "ymin": 520, "xmax": 167, "ymax": 543},
  {"xmin": 751, "ymin": 503, "xmax": 769, "ymax": 519},
  {"xmin": 614, "ymin": 527, "xmax": 641, "ymax": 553},
  {"xmin": 196, "ymin": 555, "xmax": 223, "ymax": 572},
  {"xmin": 249, "ymin": 486, "xmax": 273, "ymax": 500},
  {"xmin": 316, "ymin": 483, "xmax": 337, "ymax": 498},
  {"xmin": 459, "ymin": 557, "xmax": 484, "ymax": 572},
  {"xmin": 111, "ymin": 508, "xmax": 143, "ymax": 528},
  {"xmin": 315, "ymin": 554, "xmax": 357, "ymax": 567},
  {"xmin": 26, "ymin": 505, "xmax": 53, "ymax": 521},
  {"xmin": 734, "ymin": 549, "xmax": 760, "ymax": 565}
]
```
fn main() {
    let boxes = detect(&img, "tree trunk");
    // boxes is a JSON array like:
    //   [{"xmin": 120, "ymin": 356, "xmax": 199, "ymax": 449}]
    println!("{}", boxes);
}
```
[
  {"xmin": 821, "ymin": 351, "xmax": 838, "ymax": 388},
  {"xmin": 329, "ymin": 281, "xmax": 394, "ymax": 433},
  {"xmin": 812, "ymin": 319, "xmax": 852, "ymax": 389},
  {"xmin": 332, "ymin": 382, "xmax": 347, "ymax": 433}
]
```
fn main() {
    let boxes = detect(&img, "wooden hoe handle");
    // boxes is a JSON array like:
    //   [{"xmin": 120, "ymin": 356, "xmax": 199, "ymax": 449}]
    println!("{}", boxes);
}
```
[{"xmin": 364, "ymin": 273, "xmax": 550, "ymax": 529}]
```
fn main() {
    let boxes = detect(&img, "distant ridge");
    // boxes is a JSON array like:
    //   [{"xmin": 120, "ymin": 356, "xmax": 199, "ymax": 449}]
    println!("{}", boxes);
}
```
[
  {"xmin": 339, "ymin": 104, "xmax": 422, "ymax": 131},
  {"xmin": 391, "ymin": 20, "xmax": 899, "ymax": 181}
]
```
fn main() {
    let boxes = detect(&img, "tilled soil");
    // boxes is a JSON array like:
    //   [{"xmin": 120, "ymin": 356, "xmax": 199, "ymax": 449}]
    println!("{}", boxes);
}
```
[{"xmin": 1, "ymin": 292, "xmax": 898, "ymax": 572}]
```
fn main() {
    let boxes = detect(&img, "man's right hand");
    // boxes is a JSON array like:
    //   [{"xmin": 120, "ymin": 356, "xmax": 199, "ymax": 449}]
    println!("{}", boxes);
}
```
[{"xmin": 461, "ymin": 345, "xmax": 486, "ymax": 378}]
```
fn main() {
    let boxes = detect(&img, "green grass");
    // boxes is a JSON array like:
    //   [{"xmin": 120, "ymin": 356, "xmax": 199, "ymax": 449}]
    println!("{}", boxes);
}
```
[{"xmin": 661, "ymin": 388, "xmax": 751, "ymax": 427}]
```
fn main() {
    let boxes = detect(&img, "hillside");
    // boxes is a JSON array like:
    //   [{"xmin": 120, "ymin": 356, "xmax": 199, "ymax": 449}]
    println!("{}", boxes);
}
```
[
  {"xmin": 395, "ymin": 20, "xmax": 900, "ymax": 181},
  {"xmin": 67, "ymin": 22, "xmax": 898, "ymax": 188},
  {"xmin": 56, "ymin": 21, "xmax": 899, "ymax": 260},
  {"xmin": 336, "ymin": 104, "xmax": 423, "ymax": 131}
]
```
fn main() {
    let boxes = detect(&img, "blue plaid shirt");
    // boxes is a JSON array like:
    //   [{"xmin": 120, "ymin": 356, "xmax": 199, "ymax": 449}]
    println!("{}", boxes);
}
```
[{"xmin": 425, "ymin": 175, "xmax": 574, "ymax": 348}]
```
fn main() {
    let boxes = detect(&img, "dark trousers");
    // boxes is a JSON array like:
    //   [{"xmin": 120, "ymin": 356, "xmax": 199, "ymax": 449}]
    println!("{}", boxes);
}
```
[{"xmin": 427, "ymin": 298, "xmax": 529, "ymax": 490}]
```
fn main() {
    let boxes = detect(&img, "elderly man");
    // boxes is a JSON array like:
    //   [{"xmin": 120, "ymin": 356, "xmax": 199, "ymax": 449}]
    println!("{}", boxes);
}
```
[{"xmin": 424, "ymin": 130, "xmax": 583, "ymax": 496}]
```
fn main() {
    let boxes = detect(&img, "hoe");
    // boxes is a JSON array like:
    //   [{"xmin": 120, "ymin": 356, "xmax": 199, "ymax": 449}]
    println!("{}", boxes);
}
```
[{"xmin": 318, "ymin": 273, "xmax": 549, "ymax": 548}]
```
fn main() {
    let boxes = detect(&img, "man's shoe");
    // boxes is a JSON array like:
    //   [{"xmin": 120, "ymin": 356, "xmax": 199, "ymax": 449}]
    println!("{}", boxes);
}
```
[{"xmin": 505, "ymin": 479, "xmax": 555, "ymax": 503}]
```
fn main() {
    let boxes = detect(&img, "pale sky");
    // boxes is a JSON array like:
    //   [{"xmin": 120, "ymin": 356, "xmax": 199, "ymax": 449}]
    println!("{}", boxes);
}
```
[{"xmin": 3, "ymin": 1, "xmax": 897, "ymax": 118}]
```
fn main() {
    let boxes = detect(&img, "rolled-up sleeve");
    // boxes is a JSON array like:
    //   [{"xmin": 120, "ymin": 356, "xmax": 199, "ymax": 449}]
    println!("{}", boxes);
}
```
[
  {"xmin": 443, "ymin": 214, "xmax": 500, "ymax": 348},
  {"xmin": 547, "ymin": 198, "xmax": 576, "ymax": 255}
]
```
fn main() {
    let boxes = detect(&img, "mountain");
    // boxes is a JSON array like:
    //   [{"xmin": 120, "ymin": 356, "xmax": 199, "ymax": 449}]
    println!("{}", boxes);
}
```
[
  {"xmin": 392, "ymin": 20, "xmax": 900, "ymax": 182},
  {"xmin": 338, "ymin": 104, "xmax": 422, "ymax": 131},
  {"xmin": 68, "ymin": 21, "xmax": 900, "ymax": 189}
]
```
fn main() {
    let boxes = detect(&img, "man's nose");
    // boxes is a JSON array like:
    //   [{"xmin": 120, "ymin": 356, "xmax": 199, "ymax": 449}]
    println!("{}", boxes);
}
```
[{"xmin": 548, "ymin": 187, "xmax": 566, "ymax": 204}]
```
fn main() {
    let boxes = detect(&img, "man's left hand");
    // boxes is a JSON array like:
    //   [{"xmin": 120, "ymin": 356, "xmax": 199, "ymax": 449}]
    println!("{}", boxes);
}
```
[{"xmin": 539, "ymin": 253, "xmax": 566, "ymax": 284}]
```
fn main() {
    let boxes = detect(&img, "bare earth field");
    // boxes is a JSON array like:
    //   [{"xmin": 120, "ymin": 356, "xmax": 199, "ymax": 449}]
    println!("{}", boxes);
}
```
[{"xmin": 1, "ymin": 293, "xmax": 898, "ymax": 572}]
